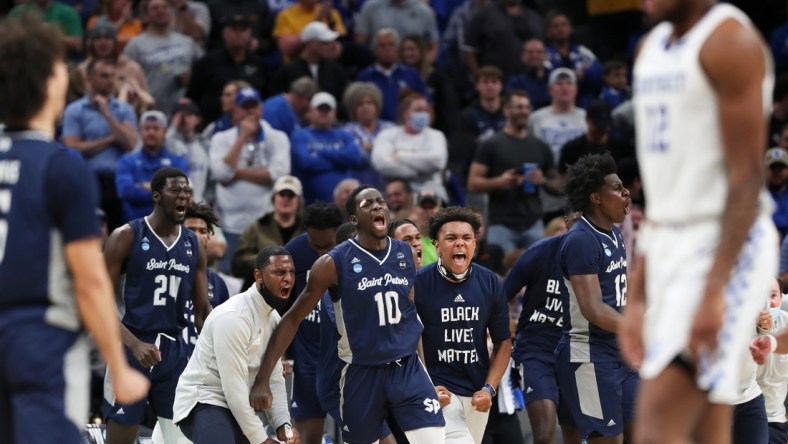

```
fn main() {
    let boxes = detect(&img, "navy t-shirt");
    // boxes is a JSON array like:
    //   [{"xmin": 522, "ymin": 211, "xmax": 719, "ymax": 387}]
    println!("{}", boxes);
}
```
[
  {"xmin": 415, "ymin": 263, "xmax": 510, "ymax": 396},
  {"xmin": 559, "ymin": 217, "xmax": 627, "ymax": 363},
  {"xmin": 285, "ymin": 233, "xmax": 322, "ymax": 373}
]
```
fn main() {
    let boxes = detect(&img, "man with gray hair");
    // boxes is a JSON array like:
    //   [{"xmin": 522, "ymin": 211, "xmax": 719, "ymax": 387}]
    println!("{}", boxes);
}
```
[
  {"xmin": 263, "ymin": 77, "xmax": 319, "ymax": 137},
  {"xmin": 357, "ymin": 28, "xmax": 429, "ymax": 122}
]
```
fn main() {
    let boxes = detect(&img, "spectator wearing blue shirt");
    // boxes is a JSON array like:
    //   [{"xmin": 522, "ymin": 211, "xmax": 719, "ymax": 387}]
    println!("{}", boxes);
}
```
[
  {"xmin": 598, "ymin": 60, "xmax": 630, "ymax": 111},
  {"xmin": 61, "ymin": 58, "xmax": 138, "ymax": 229},
  {"xmin": 767, "ymin": 147, "xmax": 788, "ymax": 239},
  {"xmin": 356, "ymin": 28, "xmax": 428, "ymax": 122},
  {"xmin": 505, "ymin": 38, "xmax": 551, "ymax": 110},
  {"xmin": 544, "ymin": 11, "xmax": 603, "ymax": 108},
  {"xmin": 115, "ymin": 111, "xmax": 189, "ymax": 222},
  {"xmin": 290, "ymin": 92, "xmax": 363, "ymax": 204},
  {"xmin": 263, "ymin": 76, "xmax": 318, "ymax": 137}
]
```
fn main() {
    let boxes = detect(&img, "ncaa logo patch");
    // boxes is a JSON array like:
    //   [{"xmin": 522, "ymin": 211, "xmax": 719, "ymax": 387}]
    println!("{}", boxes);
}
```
[
  {"xmin": 397, "ymin": 252, "xmax": 405, "ymax": 259},
  {"xmin": 603, "ymin": 245, "xmax": 612, "ymax": 257},
  {"xmin": 353, "ymin": 263, "xmax": 363, "ymax": 273},
  {"xmin": 399, "ymin": 260, "xmax": 406, "ymax": 269},
  {"xmin": 141, "ymin": 240, "xmax": 150, "ymax": 251}
]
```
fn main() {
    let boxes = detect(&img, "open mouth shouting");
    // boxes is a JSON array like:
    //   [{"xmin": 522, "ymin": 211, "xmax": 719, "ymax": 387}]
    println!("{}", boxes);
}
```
[
  {"xmin": 451, "ymin": 251, "xmax": 468, "ymax": 268},
  {"xmin": 624, "ymin": 198, "xmax": 632, "ymax": 215},
  {"xmin": 278, "ymin": 284, "xmax": 292, "ymax": 299},
  {"xmin": 372, "ymin": 213, "xmax": 386, "ymax": 231},
  {"xmin": 174, "ymin": 204, "xmax": 187, "ymax": 219}
]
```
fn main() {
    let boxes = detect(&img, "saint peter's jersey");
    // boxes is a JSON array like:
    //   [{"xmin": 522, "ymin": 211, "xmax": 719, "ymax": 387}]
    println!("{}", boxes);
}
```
[
  {"xmin": 633, "ymin": 3, "xmax": 774, "ymax": 224},
  {"xmin": 327, "ymin": 237, "xmax": 422, "ymax": 365},
  {"xmin": 0, "ymin": 131, "xmax": 99, "ymax": 331},
  {"xmin": 285, "ymin": 233, "xmax": 322, "ymax": 369},
  {"xmin": 503, "ymin": 235, "xmax": 566, "ymax": 362},
  {"xmin": 120, "ymin": 217, "xmax": 199, "ymax": 339},
  {"xmin": 415, "ymin": 263, "xmax": 510, "ymax": 396},
  {"xmin": 559, "ymin": 217, "xmax": 627, "ymax": 363}
]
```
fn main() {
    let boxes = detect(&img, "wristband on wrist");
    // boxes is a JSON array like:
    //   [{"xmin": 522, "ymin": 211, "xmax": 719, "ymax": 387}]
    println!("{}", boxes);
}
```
[
  {"xmin": 767, "ymin": 334, "xmax": 778, "ymax": 353},
  {"xmin": 482, "ymin": 383, "xmax": 496, "ymax": 397}
]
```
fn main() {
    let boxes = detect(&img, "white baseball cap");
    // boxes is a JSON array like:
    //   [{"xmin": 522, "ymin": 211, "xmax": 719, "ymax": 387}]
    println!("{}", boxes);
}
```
[
  {"xmin": 300, "ymin": 21, "xmax": 339, "ymax": 43},
  {"xmin": 310, "ymin": 92, "xmax": 337, "ymax": 109}
]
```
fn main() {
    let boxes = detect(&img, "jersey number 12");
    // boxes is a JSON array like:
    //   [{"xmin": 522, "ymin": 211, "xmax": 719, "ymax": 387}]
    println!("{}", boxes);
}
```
[
  {"xmin": 154, "ymin": 274, "xmax": 182, "ymax": 306},
  {"xmin": 374, "ymin": 291, "xmax": 402, "ymax": 326}
]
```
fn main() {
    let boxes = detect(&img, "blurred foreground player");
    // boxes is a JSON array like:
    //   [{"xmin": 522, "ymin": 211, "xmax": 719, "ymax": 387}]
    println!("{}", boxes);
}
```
[
  {"xmin": 626, "ymin": 1, "xmax": 778, "ymax": 443},
  {"xmin": 0, "ymin": 14, "xmax": 148, "ymax": 444}
]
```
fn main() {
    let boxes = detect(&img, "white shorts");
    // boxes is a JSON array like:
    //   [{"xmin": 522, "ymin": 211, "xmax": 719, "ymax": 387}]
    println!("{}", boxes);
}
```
[
  {"xmin": 443, "ymin": 393, "xmax": 490, "ymax": 444},
  {"xmin": 638, "ymin": 215, "xmax": 778, "ymax": 404}
]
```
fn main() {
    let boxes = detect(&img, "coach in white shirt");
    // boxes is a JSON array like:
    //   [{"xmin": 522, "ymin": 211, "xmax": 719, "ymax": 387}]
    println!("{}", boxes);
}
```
[{"xmin": 173, "ymin": 246, "xmax": 298, "ymax": 444}]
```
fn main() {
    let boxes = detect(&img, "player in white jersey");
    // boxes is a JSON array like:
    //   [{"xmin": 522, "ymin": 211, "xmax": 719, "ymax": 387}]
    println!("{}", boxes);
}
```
[{"xmin": 623, "ymin": 1, "xmax": 778, "ymax": 443}]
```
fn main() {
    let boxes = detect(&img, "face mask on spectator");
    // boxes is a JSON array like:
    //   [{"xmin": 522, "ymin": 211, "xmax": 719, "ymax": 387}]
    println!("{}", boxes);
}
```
[{"xmin": 409, "ymin": 111, "xmax": 430, "ymax": 132}]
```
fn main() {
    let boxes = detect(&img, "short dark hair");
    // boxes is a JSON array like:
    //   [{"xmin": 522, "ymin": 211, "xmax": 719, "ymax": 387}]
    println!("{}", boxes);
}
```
[
  {"xmin": 151, "ymin": 167, "xmax": 188, "ymax": 194},
  {"xmin": 565, "ymin": 153, "xmax": 618, "ymax": 213},
  {"xmin": 185, "ymin": 201, "xmax": 221, "ymax": 235},
  {"xmin": 387, "ymin": 218, "xmax": 418, "ymax": 237},
  {"xmin": 304, "ymin": 201, "xmax": 344, "ymax": 230},
  {"xmin": 385, "ymin": 178, "xmax": 412, "ymax": 194},
  {"xmin": 502, "ymin": 90, "xmax": 530, "ymax": 108},
  {"xmin": 603, "ymin": 60, "xmax": 627, "ymax": 75},
  {"xmin": 346, "ymin": 184, "xmax": 378, "ymax": 217},
  {"xmin": 475, "ymin": 65, "xmax": 504, "ymax": 83},
  {"xmin": 254, "ymin": 245, "xmax": 291, "ymax": 270},
  {"xmin": 397, "ymin": 92, "xmax": 427, "ymax": 123},
  {"xmin": 545, "ymin": 9, "xmax": 570, "ymax": 28},
  {"xmin": 428, "ymin": 207, "xmax": 481, "ymax": 240},
  {"xmin": 86, "ymin": 57, "xmax": 115, "ymax": 75},
  {"xmin": 0, "ymin": 13, "xmax": 66, "ymax": 127},
  {"xmin": 335, "ymin": 221, "xmax": 357, "ymax": 244}
]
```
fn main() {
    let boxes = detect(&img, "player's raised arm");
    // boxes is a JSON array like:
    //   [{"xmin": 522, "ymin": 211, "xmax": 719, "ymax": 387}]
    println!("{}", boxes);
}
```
[
  {"xmin": 250, "ymin": 254, "xmax": 337, "ymax": 410},
  {"xmin": 689, "ymin": 18, "xmax": 770, "ymax": 355},
  {"xmin": 191, "ymin": 239, "xmax": 211, "ymax": 331},
  {"xmin": 103, "ymin": 225, "xmax": 161, "ymax": 367}
]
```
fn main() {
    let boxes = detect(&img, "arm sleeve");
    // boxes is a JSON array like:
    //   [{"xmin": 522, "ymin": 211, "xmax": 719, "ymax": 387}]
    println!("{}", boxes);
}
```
[
  {"xmin": 272, "ymin": 9, "xmax": 293, "ymax": 37},
  {"xmin": 502, "ymin": 251, "xmax": 533, "ymax": 302},
  {"xmin": 209, "ymin": 132, "xmax": 237, "ymax": 182},
  {"xmin": 60, "ymin": 105, "xmax": 82, "ymax": 139},
  {"xmin": 560, "ymin": 232, "xmax": 600, "ymax": 277},
  {"xmin": 370, "ymin": 129, "xmax": 418, "ymax": 179},
  {"xmin": 395, "ymin": 130, "xmax": 447, "ymax": 173},
  {"xmin": 487, "ymin": 275, "xmax": 512, "ymax": 342},
  {"xmin": 46, "ymin": 150, "xmax": 100, "ymax": 242},
  {"xmin": 115, "ymin": 156, "xmax": 154, "ymax": 204},
  {"xmin": 471, "ymin": 139, "xmax": 493, "ymax": 166},
  {"xmin": 263, "ymin": 129, "xmax": 291, "ymax": 180},
  {"xmin": 119, "ymin": 103, "xmax": 138, "ymax": 126},
  {"xmin": 318, "ymin": 131, "xmax": 363, "ymax": 167},
  {"xmin": 290, "ymin": 131, "xmax": 334, "ymax": 173},
  {"xmin": 212, "ymin": 312, "xmax": 269, "ymax": 444}
]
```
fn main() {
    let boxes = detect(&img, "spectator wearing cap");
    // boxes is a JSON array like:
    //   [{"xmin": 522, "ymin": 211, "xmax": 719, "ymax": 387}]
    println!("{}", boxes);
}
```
[
  {"xmin": 371, "ymin": 93, "xmax": 448, "ymax": 201},
  {"xmin": 209, "ymin": 87, "xmax": 291, "ymax": 274},
  {"xmin": 450, "ymin": 66, "xmax": 505, "ymax": 191},
  {"xmin": 9, "ymin": 0, "xmax": 83, "ymax": 53},
  {"xmin": 505, "ymin": 38, "xmax": 551, "ymax": 110},
  {"xmin": 263, "ymin": 76, "xmax": 319, "ymax": 137},
  {"xmin": 407, "ymin": 190, "xmax": 442, "ymax": 266},
  {"xmin": 273, "ymin": 0, "xmax": 346, "ymax": 60},
  {"xmin": 342, "ymin": 81, "xmax": 395, "ymax": 188},
  {"xmin": 62, "ymin": 58, "xmax": 139, "ymax": 230},
  {"xmin": 290, "ymin": 92, "xmax": 362, "ymax": 204},
  {"xmin": 186, "ymin": 14, "xmax": 268, "ymax": 125},
  {"xmin": 202, "ymin": 0, "xmax": 274, "ymax": 54},
  {"xmin": 271, "ymin": 21, "xmax": 349, "ymax": 102},
  {"xmin": 461, "ymin": 0, "xmax": 543, "ymax": 78},
  {"xmin": 557, "ymin": 100, "xmax": 633, "ymax": 176},
  {"xmin": 355, "ymin": 0, "xmax": 439, "ymax": 61},
  {"xmin": 78, "ymin": 19, "xmax": 153, "ymax": 115},
  {"xmin": 124, "ymin": 0, "xmax": 202, "ymax": 115},
  {"xmin": 86, "ymin": 0, "xmax": 143, "ymax": 52},
  {"xmin": 201, "ymin": 79, "xmax": 251, "ymax": 139},
  {"xmin": 115, "ymin": 110, "xmax": 189, "ymax": 222},
  {"xmin": 166, "ymin": 99, "xmax": 210, "ymax": 203},
  {"xmin": 767, "ymin": 146, "xmax": 788, "ymax": 238},
  {"xmin": 544, "ymin": 10, "xmax": 603, "ymax": 107},
  {"xmin": 232, "ymin": 175, "xmax": 305, "ymax": 287},
  {"xmin": 356, "ymin": 28, "xmax": 428, "ymax": 122}
]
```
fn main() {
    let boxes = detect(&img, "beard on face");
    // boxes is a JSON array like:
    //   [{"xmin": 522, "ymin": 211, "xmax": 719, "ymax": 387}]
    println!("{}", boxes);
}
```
[{"xmin": 259, "ymin": 282, "xmax": 290, "ymax": 315}]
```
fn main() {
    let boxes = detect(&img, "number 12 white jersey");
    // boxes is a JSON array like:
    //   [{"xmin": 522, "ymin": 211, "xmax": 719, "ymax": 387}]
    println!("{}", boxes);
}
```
[{"xmin": 633, "ymin": 4, "xmax": 774, "ymax": 224}]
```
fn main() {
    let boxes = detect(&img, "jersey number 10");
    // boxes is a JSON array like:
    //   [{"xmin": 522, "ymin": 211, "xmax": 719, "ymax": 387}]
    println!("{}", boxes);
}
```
[
  {"xmin": 154, "ymin": 274, "xmax": 182, "ymax": 306},
  {"xmin": 374, "ymin": 291, "xmax": 402, "ymax": 326}
]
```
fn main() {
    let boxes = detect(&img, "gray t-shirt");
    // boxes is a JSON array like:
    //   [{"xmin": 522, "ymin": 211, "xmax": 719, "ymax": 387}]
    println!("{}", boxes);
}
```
[
  {"xmin": 357, "ymin": 0, "xmax": 439, "ymax": 44},
  {"xmin": 528, "ymin": 106, "xmax": 587, "ymax": 163},
  {"xmin": 124, "ymin": 31, "xmax": 203, "ymax": 115},
  {"xmin": 473, "ymin": 132, "xmax": 553, "ymax": 230}
]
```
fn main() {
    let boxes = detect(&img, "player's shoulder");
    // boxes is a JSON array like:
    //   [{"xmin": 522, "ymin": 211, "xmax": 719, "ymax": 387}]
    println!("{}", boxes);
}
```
[
  {"xmin": 284, "ymin": 232, "xmax": 309, "ymax": 252},
  {"xmin": 416, "ymin": 262, "xmax": 438, "ymax": 280}
]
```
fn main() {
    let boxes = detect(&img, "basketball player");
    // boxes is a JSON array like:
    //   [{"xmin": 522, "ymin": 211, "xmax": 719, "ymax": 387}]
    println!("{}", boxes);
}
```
[
  {"xmin": 388, "ymin": 219, "xmax": 424, "ymax": 269},
  {"xmin": 103, "ymin": 167, "xmax": 211, "ymax": 444},
  {"xmin": 251, "ymin": 185, "xmax": 446, "ymax": 444},
  {"xmin": 0, "ymin": 14, "xmax": 148, "ymax": 444},
  {"xmin": 556, "ymin": 153, "xmax": 636, "ymax": 443},
  {"xmin": 284, "ymin": 201, "xmax": 343, "ymax": 444},
  {"xmin": 503, "ymin": 210, "xmax": 581, "ymax": 444},
  {"xmin": 414, "ymin": 207, "xmax": 512, "ymax": 444},
  {"xmin": 623, "ymin": 1, "xmax": 778, "ymax": 442}
]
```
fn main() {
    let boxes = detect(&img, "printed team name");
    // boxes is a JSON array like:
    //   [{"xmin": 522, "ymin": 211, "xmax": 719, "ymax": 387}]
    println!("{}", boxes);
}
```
[
  {"xmin": 634, "ymin": 72, "xmax": 686, "ymax": 94},
  {"xmin": 357, "ymin": 273, "xmax": 409, "ymax": 291},
  {"xmin": 146, "ymin": 258, "xmax": 191, "ymax": 273},
  {"xmin": 605, "ymin": 257, "xmax": 627, "ymax": 273},
  {"xmin": 437, "ymin": 348, "xmax": 479, "ymax": 364}
]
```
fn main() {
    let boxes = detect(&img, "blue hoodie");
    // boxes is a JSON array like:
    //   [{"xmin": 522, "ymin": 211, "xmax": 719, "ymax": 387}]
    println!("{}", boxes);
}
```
[{"xmin": 290, "ymin": 127, "xmax": 362, "ymax": 203}]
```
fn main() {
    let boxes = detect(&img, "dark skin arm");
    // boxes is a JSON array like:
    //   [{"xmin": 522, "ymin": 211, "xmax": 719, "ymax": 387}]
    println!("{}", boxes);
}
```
[
  {"xmin": 192, "ymin": 239, "xmax": 211, "ymax": 332},
  {"xmin": 619, "ymin": 254, "xmax": 646, "ymax": 369},
  {"xmin": 472, "ymin": 339, "xmax": 512, "ymax": 412},
  {"xmin": 103, "ymin": 225, "xmax": 162, "ymax": 368},
  {"xmin": 250, "ymin": 255, "xmax": 337, "ymax": 410},
  {"xmin": 570, "ymin": 274, "xmax": 622, "ymax": 334},
  {"xmin": 689, "ymin": 18, "xmax": 770, "ymax": 355}
]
